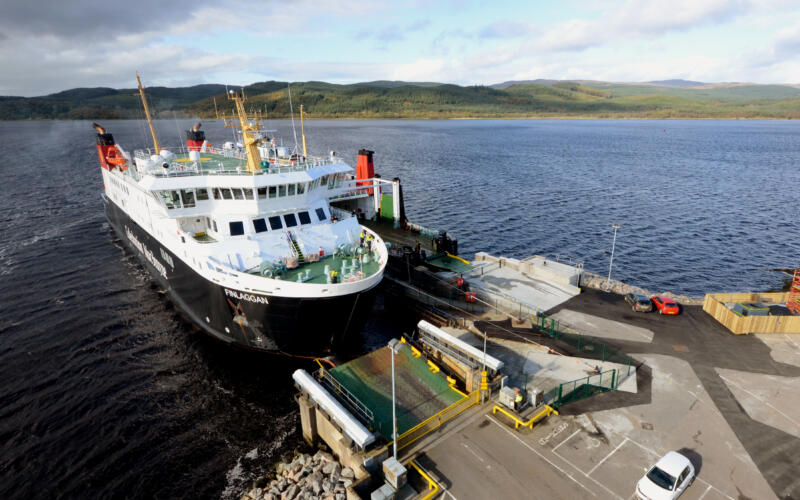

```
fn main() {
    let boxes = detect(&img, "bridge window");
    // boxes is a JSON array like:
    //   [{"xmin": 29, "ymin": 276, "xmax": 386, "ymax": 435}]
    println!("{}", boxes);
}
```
[
  {"xmin": 278, "ymin": 185, "xmax": 286, "ymax": 197},
  {"xmin": 297, "ymin": 183, "xmax": 306, "ymax": 195},
  {"xmin": 268, "ymin": 216, "xmax": 283, "ymax": 230},
  {"xmin": 298, "ymin": 211, "xmax": 311, "ymax": 225},
  {"xmin": 221, "ymin": 188, "xmax": 233, "ymax": 200},
  {"xmin": 229, "ymin": 221, "xmax": 244, "ymax": 236},
  {"xmin": 197, "ymin": 188, "xmax": 209, "ymax": 201},
  {"xmin": 287, "ymin": 184, "xmax": 296, "ymax": 196},
  {"xmin": 253, "ymin": 218, "xmax": 268, "ymax": 233},
  {"xmin": 180, "ymin": 189, "xmax": 196, "ymax": 208},
  {"xmin": 269, "ymin": 186, "xmax": 277, "ymax": 199},
  {"xmin": 284, "ymin": 213, "xmax": 298, "ymax": 227},
  {"xmin": 212, "ymin": 188, "xmax": 222, "ymax": 200},
  {"xmin": 315, "ymin": 207, "xmax": 326, "ymax": 221},
  {"xmin": 232, "ymin": 188, "xmax": 244, "ymax": 200},
  {"xmin": 160, "ymin": 190, "xmax": 181, "ymax": 209},
  {"xmin": 257, "ymin": 187, "xmax": 267, "ymax": 199}
]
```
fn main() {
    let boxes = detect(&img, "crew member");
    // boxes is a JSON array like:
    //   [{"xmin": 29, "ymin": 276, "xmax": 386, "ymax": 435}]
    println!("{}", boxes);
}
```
[
  {"xmin": 318, "ymin": 246, "xmax": 324, "ymax": 257},
  {"xmin": 366, "ymin": 233, "xmax": 374, "ymax": 251},
  {"xmin": 360, "ymin": 230, "xmax": 366, "ymax": 246},
  {"xmin": 329, "ymin": 269, "xmax": 339, "ymax": 284},
  {"xmin": 514, "ymin": 391, "xmax": 523, "ymax": 411}
]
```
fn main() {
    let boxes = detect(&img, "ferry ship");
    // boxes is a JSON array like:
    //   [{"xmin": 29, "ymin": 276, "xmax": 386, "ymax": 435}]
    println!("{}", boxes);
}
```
[{"xmin": 95, "ymin": 75, "xmax": 402, "ymax": 355}]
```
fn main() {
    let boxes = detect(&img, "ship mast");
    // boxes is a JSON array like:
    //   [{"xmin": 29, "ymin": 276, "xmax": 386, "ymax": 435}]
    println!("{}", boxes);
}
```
[
  {"xmin": 300, "ymin": 104, "xmax": 307, "ymax": 157},
  {"xmin": 226, "ymin": 89, "xmax": 263, "ymax": 173},
  {"xmin": 136, "ymin": 73, "xmax": 161, "ymax": 153}
]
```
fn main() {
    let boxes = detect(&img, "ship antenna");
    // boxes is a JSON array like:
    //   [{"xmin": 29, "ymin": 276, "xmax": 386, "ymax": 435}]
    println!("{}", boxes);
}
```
[
  {"xmin": 172, "ymin": 111, "xmax": 184, "ymax": 153},
  {"xmin": 288, "ymin": 83, "xmax": 299, "ymax": 154},
  {"xmin": 300, "ymin": 104, "xmax": 307, "ymax": 157},
  {"xmin": 136, "ymin": 72, "xmax": 161, "ymax": 153}
]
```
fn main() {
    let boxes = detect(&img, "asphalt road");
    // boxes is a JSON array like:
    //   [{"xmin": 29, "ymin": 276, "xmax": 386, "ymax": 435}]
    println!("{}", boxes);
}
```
[{"xmin": 539, "ymin": 288, "xmax": 800, "ymax": 499}]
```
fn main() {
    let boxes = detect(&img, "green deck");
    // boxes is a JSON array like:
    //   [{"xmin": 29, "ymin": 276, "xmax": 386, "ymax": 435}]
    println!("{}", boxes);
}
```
[
  {"xmin": 329, "ymin": 344, "xmax": 463, "ymax": 439},
  {"xmin": 248, "ymin": 253, "xmax": 381, "ymax": 284}
]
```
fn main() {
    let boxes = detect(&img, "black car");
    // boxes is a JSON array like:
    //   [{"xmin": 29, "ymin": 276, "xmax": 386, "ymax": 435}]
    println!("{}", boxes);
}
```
[{"xmin": 625, "ymin": 293, "xmax": 653, "ymax": 312}]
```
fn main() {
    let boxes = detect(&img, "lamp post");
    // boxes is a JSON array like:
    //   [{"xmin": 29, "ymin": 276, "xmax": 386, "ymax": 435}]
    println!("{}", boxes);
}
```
[
  {"xmin": 606, "ymin": 224, "xmax": 621, "ymax": 290},
  {"xmin": 481, "ymin": 328, "xmax": 488, "ymax": 404},
  {"xmin": 388, "ymin": 338, "xmax": 402, "ymax": 460}
]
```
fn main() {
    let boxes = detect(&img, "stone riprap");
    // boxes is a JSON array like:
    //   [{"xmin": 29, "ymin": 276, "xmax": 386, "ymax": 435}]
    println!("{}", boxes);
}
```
[
  {"xmin": 242, "ymin": 451, "xmax": 353, "ymax": 500},
  {"xmin": 581, "ymin": 271, "xmax": 703, "ymax": 304}
]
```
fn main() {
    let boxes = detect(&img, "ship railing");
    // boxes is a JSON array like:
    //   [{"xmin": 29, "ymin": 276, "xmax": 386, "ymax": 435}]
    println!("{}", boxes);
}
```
[
  {"xmin": 326, "ymin": 178, "xmax": 395, "ymax": 201},
  {"xmin": 329, "ymin": 206, "xmax": 355, "ymax": 221},
  {"xmin": 134, "ymin": 148, "xmax": 343, "ymax": 177}
]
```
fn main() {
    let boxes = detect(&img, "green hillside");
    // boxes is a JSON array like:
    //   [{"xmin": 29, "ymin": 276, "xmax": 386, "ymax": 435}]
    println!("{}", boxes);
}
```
[{"xmin": 3, "ymin": 80, "xmax": 800, "ymax": 120}]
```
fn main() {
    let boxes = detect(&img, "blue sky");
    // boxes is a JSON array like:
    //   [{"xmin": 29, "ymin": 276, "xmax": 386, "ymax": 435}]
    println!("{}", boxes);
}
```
[{"xmin": 1, "ymin": 0, "xmax": 800, "ymax": 96}]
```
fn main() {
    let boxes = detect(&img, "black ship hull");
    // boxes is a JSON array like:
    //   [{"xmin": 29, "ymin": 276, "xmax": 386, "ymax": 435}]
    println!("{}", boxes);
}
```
[{"xmin": 104, "ymin": 196, "xmax": 378, "ymax": 355}]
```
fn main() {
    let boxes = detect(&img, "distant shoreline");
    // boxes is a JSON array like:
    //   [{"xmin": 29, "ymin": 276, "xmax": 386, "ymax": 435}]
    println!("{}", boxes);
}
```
[{"xmin": 3, "ymin": 114, "xmax": 798, "ymax": 121}]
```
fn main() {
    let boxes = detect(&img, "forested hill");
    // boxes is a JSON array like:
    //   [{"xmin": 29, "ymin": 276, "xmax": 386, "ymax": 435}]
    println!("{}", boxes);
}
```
[{"xmin": 3, "ymin": 79, "xmax": 800, "ymax": 120}]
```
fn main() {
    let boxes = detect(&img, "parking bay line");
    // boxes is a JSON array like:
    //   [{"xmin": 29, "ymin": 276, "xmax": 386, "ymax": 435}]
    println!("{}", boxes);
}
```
[
  {"xmin": 552, "ymin": 428, "xmax": 581, "ymax": 453},
  {"xmin": 587, "ymin": 437, "xmax": 629, "ymax": 475},
  {"xmin": 487, "ymin": 416, "xmax": 599, "ymax": 497},
  {"xmin": 624, "ymin": 434, "xmax": 734, "ymax": 500},
  {"xmin": 490, "ymin": 416, "xmax": 628, "ymax": 499}
]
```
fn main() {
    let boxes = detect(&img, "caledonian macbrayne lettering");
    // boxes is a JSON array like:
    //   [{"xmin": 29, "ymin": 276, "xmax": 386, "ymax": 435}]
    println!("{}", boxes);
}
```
[
  {"xmin": 125, "ymin": 226, "xmax": 168, "ymax": 279},
  {"xmin": 224, "ymin": 288, "xmax": 270, "ymax": 305}
]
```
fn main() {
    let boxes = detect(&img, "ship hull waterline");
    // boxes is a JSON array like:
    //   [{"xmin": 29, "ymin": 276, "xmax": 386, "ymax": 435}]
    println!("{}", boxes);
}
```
[{"xmin": 103, "ymin": 195, "xmax": 378, "ymax": 356}]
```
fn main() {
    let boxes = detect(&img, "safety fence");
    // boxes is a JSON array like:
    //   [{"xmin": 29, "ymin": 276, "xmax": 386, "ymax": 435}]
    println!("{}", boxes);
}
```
[
  {"xmin": 392, "ymin": 390, "xmax": 480, "ymax": 452},
  {"xmin": 545, "ymin": 368, "xmax": 618, "ymax": 408},
  {"xmin": 534, "ymin": 314, "xmax": 633, "ymax": 374},
  {"xmin": 492, "ymin": 404, "xmax": 559, "ymax": 431}
]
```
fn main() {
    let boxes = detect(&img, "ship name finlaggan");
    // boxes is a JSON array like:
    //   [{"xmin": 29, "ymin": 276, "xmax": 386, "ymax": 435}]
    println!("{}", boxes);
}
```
[{"xmin": 224, "ymin": 288, "xmax": 270, "ymax": 305}]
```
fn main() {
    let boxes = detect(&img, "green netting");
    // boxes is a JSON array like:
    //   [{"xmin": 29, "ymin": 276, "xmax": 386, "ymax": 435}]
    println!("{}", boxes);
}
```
[
  {"xmin": 329, "ymin": 344, "xmax": 462, "ymax": 439},
  {"xmin": 380, "ymin": 194, "xmax": 394, "ymax": 220}
]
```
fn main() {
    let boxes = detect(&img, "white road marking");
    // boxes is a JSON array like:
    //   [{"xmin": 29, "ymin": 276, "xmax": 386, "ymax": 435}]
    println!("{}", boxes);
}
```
[
  {"xmin": 588, "ymin": 437, "xmax": 628, "ymax": 475},
  {"xmin": 416, "ymin": 460, "xmax": 458, "ymax": 500},
  {"xmin": 552, "ymin": 429, "xmax": 582, "ymax": 452},
  {"xmin": 697, "ymin": 484, "xmax": 712, "ymax": 500},
  {"xmin": 488, "ymin": 417, "xmax": 599, "ymax": 497},
  {"xmin": 719, "ymin": 374, "xmax": 800, "ymax": 429},
  {"xmin": 462, "ymin": 442, "xmax": 485, "ymax": 463},
  {"xmin": 548, "ymin": 446, "xmax": 624, "ymax": 499},
  {"xmin": 624, "ymin": 435, "xmax": 735, "ymax": 500}
]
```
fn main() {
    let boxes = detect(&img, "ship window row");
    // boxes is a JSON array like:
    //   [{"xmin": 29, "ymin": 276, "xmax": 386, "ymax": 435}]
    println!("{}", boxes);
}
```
[
  {"xmin": 160, "ymin": 188, "xmax": 208, "ymax": 209},
  {"xmin": 227, "ymin": 209, "xmax": 326, "ymax": 236},
  {"xmin": 159, "ymin": 175, "xmax": 345, "ymax": 210}
]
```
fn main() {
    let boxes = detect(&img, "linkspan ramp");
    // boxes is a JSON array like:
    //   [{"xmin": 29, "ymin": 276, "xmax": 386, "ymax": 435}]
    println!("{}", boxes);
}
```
[{"xmin": 329, "ymin": 343, "xmax": 462, "ymax": 439}]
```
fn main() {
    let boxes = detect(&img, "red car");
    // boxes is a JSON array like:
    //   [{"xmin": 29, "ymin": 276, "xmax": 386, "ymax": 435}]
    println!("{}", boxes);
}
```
[{"xmin": 651, "ymin": 296, "xmax": 680, "ymax": 315}]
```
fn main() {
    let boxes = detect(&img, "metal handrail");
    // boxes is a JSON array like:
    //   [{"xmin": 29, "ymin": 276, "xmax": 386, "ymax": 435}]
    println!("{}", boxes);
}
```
[
  {"xmin": 491, "ymin": 404, "xmax": 558, "ymax": 430},
  {"xmin": 417, "ymin": 330, "xmax": 479, "ymax": 370},
  {"xmin": 407, "ymin": 460, "xmax": 439, "ymax": 500},
  {"xmin": 315, "ymin": 369, "xmax": 374, "ymax": 425}
]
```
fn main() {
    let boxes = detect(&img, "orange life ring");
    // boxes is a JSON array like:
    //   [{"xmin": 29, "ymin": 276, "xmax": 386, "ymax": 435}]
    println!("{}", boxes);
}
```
[{"xmin": 106, "ymin": 155, "xmax": 126, "ymax": 166}]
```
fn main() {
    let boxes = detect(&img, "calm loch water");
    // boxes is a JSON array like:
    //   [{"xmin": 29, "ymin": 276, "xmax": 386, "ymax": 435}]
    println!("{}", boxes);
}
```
[{"xmin": 0, "ymin": 119, "xmax": 797, "ymax": 498}]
